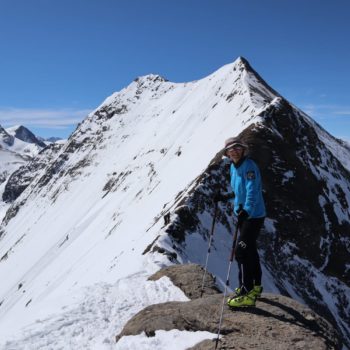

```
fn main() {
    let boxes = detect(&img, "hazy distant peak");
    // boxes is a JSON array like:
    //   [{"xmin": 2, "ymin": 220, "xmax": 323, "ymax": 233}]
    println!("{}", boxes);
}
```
[{"xmin": 6, "ymin": 125, "xmax": 47, "ymax": 148}]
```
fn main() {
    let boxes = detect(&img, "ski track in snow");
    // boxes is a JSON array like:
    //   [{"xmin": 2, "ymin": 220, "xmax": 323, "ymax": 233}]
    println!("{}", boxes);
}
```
[{"xmin": 1, "ymin": 274, "xmax": 190, "ymax": 350}]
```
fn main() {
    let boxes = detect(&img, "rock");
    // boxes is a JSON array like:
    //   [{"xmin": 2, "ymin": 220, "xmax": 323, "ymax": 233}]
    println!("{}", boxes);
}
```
[
  {"xmin": 116, "ymin": 264, "xmax": 341, "ymax": 349},
  {"xmin": 187, "ymin": 294, "xmax": 340, "ymax": 350},
  {"xmin": 148, "ymin": 263, "xmax": 220, "ymax": 299}
]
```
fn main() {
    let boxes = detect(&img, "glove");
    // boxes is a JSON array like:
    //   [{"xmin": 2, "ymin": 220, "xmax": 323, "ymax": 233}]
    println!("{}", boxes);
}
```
[
  {"xmin": 213, "ymin": 192, "xmax": 235, "ymax": 203},
  {"xmin": 213, "ymin": 193, "xmax": 226, "ymax": 203},
  {"xmin": 237, "ymin": 208, "xmax": 249, "ymax": 224}
]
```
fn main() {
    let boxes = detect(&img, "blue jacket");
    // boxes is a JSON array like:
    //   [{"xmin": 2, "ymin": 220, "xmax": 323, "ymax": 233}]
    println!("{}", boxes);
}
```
[{"xmin": 229, "ymin": 157, "xmax": 266, "ymax": 218}]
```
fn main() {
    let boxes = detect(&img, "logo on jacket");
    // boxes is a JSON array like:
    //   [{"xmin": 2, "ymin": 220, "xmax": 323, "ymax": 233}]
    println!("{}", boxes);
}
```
[{"xmin": 246, "ymin": 171, "xmax": 256, "ymax": 180}]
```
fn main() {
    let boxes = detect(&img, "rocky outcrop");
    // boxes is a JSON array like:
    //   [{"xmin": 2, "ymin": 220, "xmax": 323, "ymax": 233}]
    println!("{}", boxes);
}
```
[
  {"xmin": 148, "ymin": 264, "xmax": 220, "ymax": 299},
  {"xmin": 115, "ymin": 264, "xmax": 341, "ymax": 349},
  {"xmin": 2, "ymin": 143, "xmax": 63, "ymax": 203}
]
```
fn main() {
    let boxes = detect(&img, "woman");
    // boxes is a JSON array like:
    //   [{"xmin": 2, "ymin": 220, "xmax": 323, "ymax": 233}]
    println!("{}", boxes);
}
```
[{"xmin": 217, "ymin": 137, "xmax": 266, "ymax": 307}]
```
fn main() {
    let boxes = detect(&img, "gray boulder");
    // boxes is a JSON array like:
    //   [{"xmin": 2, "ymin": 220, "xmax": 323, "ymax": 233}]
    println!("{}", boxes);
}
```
[{"xmin": 148, "ymin": 263, "xmax": 220, "ymax": 299}]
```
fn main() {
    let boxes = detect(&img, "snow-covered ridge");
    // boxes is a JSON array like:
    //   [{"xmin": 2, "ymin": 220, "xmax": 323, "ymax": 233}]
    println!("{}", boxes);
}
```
[{"xmin": 92, "ymin": 57, "xmax": 276, "ymax": 122}]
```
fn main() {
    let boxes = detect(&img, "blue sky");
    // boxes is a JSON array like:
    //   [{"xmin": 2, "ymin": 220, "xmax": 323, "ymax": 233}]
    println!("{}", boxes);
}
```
[{"xmin": 0, "ymin": 0, "xmax": 349, "ymax": 140}]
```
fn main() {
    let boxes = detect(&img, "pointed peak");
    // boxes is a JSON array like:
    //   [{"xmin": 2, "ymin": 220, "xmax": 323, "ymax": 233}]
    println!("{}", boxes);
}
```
[
  {"xmin": 6, "ymin": 124, "xmax": 22, "ymax": 131},
  {"xmin": 6, "ymin": 124, "xmax": 27, "ymax": 135},
  {"xmin": 7, "ymin": 124, "xmax": 46, "ymax": 148},
  {"xmin": 232, "ymin": 56, "xmax": 254, "ymax": 72},
  {"xmin": 209, "ymin": 56, "xmax": 258, "ymax": 79},
  {"xmin": 234, "ymin": 56, "xmax": 249, "ymax": 66},
  {"xmin": 6, "ymin": 124, "xmax": 30, "ymax": 135},
  {"xmin": 230, "ymin": 56, "xmax": 282, "ymax": 102}
]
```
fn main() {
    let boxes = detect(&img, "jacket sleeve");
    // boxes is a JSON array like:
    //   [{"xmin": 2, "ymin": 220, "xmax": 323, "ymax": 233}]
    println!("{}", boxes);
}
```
[{"xmin": 244, "ymin": 161, "xmax": 261, "ymax": 216}]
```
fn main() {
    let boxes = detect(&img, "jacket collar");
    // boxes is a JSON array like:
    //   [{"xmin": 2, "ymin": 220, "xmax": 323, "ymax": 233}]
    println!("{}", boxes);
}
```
[{"xmin": 233, "ymin": 156, "xmax": 247, "ymax": 169}]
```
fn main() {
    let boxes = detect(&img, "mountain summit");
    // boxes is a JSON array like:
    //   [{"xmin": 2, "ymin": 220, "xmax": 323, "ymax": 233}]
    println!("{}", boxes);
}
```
[
  {"xmin": 0, "ymin": 58, "xmax": 349, "ymax": 349},
  {"xmin": 5, "ymin": 125, "xmax": 46, "ymax": 148}
]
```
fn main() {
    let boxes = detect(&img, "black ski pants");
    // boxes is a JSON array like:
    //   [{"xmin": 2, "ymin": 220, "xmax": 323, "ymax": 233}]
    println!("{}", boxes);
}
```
[{"xmin": 235, "ymin": 217, "xmax": 264, "ymax": 293}]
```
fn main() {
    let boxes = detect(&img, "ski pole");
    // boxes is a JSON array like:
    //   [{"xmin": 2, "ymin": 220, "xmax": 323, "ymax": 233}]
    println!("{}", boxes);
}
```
[
  {"xmin": 215, "ymin": 204, "xmax": 243, "ymax": 349},
  {"xmin": 200, "ymin": 201, "xmax": 218, "ymax": 298}
]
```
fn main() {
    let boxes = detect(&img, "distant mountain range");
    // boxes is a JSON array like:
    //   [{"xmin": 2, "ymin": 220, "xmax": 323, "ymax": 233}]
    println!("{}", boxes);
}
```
[
  {"xmin": 5, "ymin": 125, "xmax": 47, "ymax": 148},
  {"xmin": 0, "ymin": 124, "xmax": 64, "ymax": 191}
]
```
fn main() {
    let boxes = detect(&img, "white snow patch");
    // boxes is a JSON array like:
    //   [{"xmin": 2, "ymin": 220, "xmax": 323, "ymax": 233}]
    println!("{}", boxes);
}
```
[
  {"xmin": 116, "ymin": 329, "xmax": 216, "ymax": 350},
  {"xmin": 0, "ymin": 274, "xmax": 189, "ymax": 350},
  {"xmin": 282, "ymin": 170, "xmax": 295, "ymax": 184},
  {"xmin": 264, "ymin": 218, "xmax": 277, "ymax": 236}
]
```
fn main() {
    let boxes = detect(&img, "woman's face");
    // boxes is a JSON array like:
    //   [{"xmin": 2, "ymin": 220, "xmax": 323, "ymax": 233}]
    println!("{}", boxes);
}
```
[{"xmin": 226, "ymin": 146, "xmax": 244, "ymax": 164}]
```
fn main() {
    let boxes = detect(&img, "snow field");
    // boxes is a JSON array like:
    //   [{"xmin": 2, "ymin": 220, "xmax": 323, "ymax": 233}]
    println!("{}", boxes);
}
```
[{"xmin": 1, "ymin": 272, "xmax": 191, "ymax": 350}]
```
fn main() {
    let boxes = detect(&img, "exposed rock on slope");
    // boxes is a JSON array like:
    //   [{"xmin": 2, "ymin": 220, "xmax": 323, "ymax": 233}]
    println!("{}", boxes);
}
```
[
  {"xmin": 149, "ymin": 263, "xmax": 221, "ymax": 299},
  {"xmin": 116, "ymin": 264, "xmax": 341, "ymax": 350},
  {"xmin": 0, "ymin": 126, "xmax": 14, "ymax": 147},
  {"xmin": 0, "ymin": 149, "xmax": 28, "ymax": 187},
  {"xmin": 2, "ymin": 143, "xmax": 63, "ymax": 203},
  {"xmin": 0, "ymin": 124, "xmax": 46, "ymax": 189}
]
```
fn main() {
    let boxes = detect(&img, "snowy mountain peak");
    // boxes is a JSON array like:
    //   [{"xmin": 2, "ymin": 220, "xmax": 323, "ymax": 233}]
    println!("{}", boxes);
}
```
[
  {"xmin": 232, "ymin": 55, "xmax": 251, "ymax": 69},
  {"xmin": 92, "ymin": 56, "xmax": 282, "ymax": 134},
  {"xmin": 0, "ymin": 124, "xmax": 44, "ymax": 158},
  {"xmin": 5, "ymin": 125, "xmax": 46, "ymax": 148}
]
